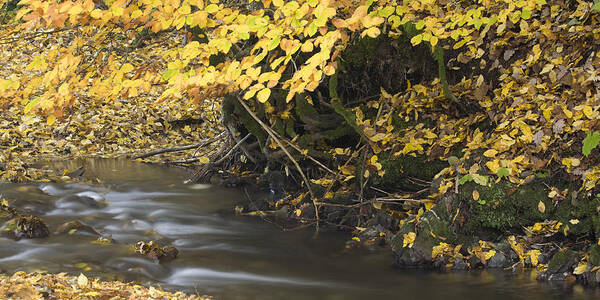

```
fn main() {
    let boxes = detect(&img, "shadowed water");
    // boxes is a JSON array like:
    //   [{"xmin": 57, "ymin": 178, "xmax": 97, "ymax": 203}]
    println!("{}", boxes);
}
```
[{"xmin": 0, "ymin": 159, "xmax": 596, "ymax": 299}]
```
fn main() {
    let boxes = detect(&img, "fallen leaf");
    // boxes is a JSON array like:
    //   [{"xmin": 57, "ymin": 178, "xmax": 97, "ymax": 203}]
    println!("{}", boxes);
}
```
[
  {"xmin": 77, "ymin": 273, "xmax": 88, "ymax": 288},
  {"xmin": 537, "ymin": 201, "xmax": 545, "ymax": 213}
]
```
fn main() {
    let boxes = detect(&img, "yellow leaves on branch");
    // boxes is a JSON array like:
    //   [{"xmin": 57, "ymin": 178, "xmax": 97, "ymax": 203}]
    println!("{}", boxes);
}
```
[{"xmin": 8, "ymin": 0, "xmax": 600, "ymax": 193}]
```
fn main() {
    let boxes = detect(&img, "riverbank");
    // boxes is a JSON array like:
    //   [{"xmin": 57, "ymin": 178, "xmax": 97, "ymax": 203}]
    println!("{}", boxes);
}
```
[{"xmin": 0, "ymin": 271, "xmax": 208, "ymax": 299}]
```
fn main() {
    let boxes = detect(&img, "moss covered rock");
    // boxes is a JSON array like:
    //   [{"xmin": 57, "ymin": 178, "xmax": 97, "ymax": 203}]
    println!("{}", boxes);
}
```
[
  {"xmin": 391, "ymin": 200, "xmax": 462, "ymax": 268},
  {"xmin": 457, "ymin": 181, "xmax": 550, "ymax": 233},
  {"xmin": 547, "ymin": 249, "xmax": 578, "ymax": 274}
]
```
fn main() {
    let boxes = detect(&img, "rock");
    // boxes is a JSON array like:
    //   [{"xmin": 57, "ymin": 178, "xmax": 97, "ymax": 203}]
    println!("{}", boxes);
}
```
[
  {"xmin": 55, "ymin": 220, "xmax": 100, "ymax": 236},
  {"xmin": 547, "ymin": 250, "xmax": 578, "ymax": 274},
  {"xmin": 55, "ymin": 195, "xmax": 103, "ymax": 210},
  {"xmin": 66, "ymin": 166, "xmax": 85, "ymax": 178},
  {"xmin": 547, "ymin": 272, "xmax": 569, "ymax": 281},
  {"xmin": 391, "ymin": 199, "xmax": 464, "ymax": 269},
  {"xmin": 452, "ymin": 257, "xmax": 468, "ymax": 270},
  {"xmin": 538, "ymin": 250, "xmax": 578, "ymax": 281},
  {"xmin": 538, "ymin": 251, "xmax": 553, "ymax": 265},
  {"xmin": 134, "ymin": 241, "xmax": 179, "ymax": 263},
  {"xmin": 14, "ymin": 216, "xmax": 49, "ymax": 239},
  {"xmin": 487, "ymin": 251, "xmax": 508, "ymax": 268},
  {"xmin": 468, "ymin": 255, "xmax": 484, "ymax": 269},
  {"xmin": 393, "ymin": 246, "xmax": 434, "ymax": 267}
]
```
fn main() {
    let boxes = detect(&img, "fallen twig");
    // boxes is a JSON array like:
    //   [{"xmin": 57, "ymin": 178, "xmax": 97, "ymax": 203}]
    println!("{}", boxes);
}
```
[
  {"xmin": 213, "ymin": 133, "xmax": 251, "ymax": 165},
  {"xmin": 133, "ymin": 131, "xmax": 225, "ymax": 159}
]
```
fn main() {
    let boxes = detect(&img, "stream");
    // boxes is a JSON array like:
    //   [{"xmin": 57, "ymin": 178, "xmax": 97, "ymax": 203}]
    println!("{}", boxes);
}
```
[{"xmin": 0, "ymin": 159, "xmax": 596, "ymax": 299}]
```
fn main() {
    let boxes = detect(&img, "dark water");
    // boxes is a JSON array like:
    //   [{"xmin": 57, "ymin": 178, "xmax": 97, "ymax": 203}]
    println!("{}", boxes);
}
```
[{"xmin": 0, "ymin": 159, "xmax": 597, "ymax": 299}]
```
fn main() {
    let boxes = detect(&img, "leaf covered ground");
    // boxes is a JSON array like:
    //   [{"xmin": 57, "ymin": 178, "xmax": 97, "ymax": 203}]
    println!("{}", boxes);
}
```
[
  {"xmin": 0, "ymin": 271, "xmax": 208, "ymax": 299},
  {"xmin": 0, "ymin": 24, "xmax": 224, "ymax": 182}
]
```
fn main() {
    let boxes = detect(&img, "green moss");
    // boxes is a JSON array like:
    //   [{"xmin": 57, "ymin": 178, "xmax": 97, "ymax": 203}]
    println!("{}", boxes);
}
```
[
  {"xmin": 554, "ymin": 192, "xmax": 600, "ymax": 236},
  {"xmin": 589, "ymin": 245, "xmax": 600, "ymax": 267},
  {"xmin": 547, "ymin": 250, "xmax": 577, "ymax": 273},
  {"xmin": 458, "ymin": 181, "xmax": 550, "ymax": 233},
  {"xmin": 341, "ymin": 37, "xmax": 378, "ymax": 69}
]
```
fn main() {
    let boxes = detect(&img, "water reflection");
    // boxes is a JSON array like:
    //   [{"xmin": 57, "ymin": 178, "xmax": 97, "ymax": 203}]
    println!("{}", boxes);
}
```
[{"xmin": 0, "ymin": 159, "xmax": 597, "ymax": 299}]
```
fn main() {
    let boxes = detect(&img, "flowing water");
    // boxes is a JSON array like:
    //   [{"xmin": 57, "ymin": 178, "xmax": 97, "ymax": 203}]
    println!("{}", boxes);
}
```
[{"xmin": 0, "ymin": 159, "xmax": 597, "ymax": 299}]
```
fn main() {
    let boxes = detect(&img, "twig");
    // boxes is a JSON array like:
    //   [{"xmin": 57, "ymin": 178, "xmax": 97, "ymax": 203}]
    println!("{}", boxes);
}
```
[
  {"xmin": 133, "ymin": 131, "xmax": 225, "ymax": 159},
  {"xmin": 212, "ymin": 133, "xmax": 250, "ymax": 165},
  {"xmin": 226, "ymin": 123, "xmax": 256, "ymax": 164},
  {"xmin": 374, "ymin": 197, "xmax": 425, "ymax": 203},
  {"xmin": 168, "ymin": 157, "xmax": 202, "ymax": 164},
  {"xmin": 237, "ymin": 96, "xmax": 320, "ymax": 226},
  {"xmin": 316, "ymin": 197, "xmax": 424, "ymax": 209},
  {"xmin": 370, "ymin": 186, "xmax": 390, "ymax": 195},
  {"xmin": 279, "ymin": 138, "xmax": 337, "ymax": 175}
]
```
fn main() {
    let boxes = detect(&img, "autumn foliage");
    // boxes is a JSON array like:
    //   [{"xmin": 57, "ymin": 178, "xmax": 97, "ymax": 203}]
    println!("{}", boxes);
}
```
[{"xmin": 2, "ymin": 0, "xmax": 600, "ymax": 231}]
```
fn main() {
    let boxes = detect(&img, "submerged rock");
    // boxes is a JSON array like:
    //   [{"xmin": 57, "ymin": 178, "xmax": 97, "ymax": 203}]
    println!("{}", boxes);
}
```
[
  {"xmin": 55, "ymin": 220, "xmax": 100, "ymax": 236},
  {"xmin": 55, "ymin": 194, "xmax": 104, "ymax": 210}
]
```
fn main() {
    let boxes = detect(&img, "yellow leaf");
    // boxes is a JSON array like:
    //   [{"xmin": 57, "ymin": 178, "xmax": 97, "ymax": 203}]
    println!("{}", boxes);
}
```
[
  {"xmin": 77, "ymin": 273, "xmax": 88, "ymax": 288},
  {"xmin": 537, "ymin": 201, "xmax": 545, "ymax": 213},
  {"xmin": 485, "ymin": 249, "xmax": 496, "ymax": 261},
  {"xmin": 199, "ymin": 156, "xmax": 210, "ymax": 164},
  {"xmin": 301, "ymin": 41, "xmax": 313, "ymax": 52},
  {"xmin": 362, "ymin": 27, "xmax": 380, "ymax": 38},
  {"xmin": 46, "ymin": 115, "xmax": 56, "ymax": 126},
  {"xmin": 68, "ymin": 4, "xmax": 83, "ymax": 16},
  {"xmin": 424, "ymin": 201, "xmax": 434, "ymax": 210},
  {"xmin": 472, "ymin": 190, "xmax": 480, "ymax": 201},
  {"xmin": 573, "ymin": 261, "xmax": 587, "ymax": 275},
  {"xmin": 90, "ymin": 8, "xmax": 103, "ymax": 18},
  {"xmin": 429, "ymin": 36, "xmax": 438, "ymax": 47},
  {"xmin": 485, "ymin": 159, "xmax": 500, "ymax": 173},
  {"xmin": 584, "ymin": 105, "xmax": 595, "ymax": 119},
  {"xmin": 205, "ymin": 4, "xmax": 219, "ymax": 13},
  {"xmin": 410, "ymin": 34, "xmax": 422, "ymax": 46},
  {"xmin": 483, "ymin": 149, "xmax": 498, "ymax": 158},
  {"xmin": 257, "ymin": 88, "xmax": 271, "ymax": 103},
  {"xmin": 372, "ymin": 201, "xmax": 382, "ymax": 209},
  {"xmin": 569, "ymin": 219, "xmax": 579, "ymax": 224},
  {"xmin": 403, "ymin": 232, "xmax": 416, "ymax": 248},
  {"xmin": 432, "ymin": 242, "xmax": 451, "ymax": 259},
  {"xmin": 528, "ymin": 249, "xmax": 541, "ymax": 266}
]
